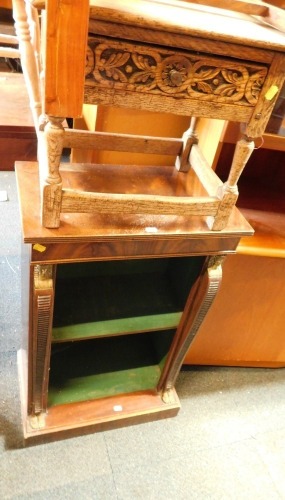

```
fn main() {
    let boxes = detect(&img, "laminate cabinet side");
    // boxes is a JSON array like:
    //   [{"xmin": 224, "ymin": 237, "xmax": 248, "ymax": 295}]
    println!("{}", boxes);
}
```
[{"xmin": 184, "ymin": 254, "xmax": 285, "ymax": 367}]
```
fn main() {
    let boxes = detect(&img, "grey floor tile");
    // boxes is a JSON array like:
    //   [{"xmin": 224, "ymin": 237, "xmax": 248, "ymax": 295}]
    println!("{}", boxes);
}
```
[
  {"xmin": 112, "ymin": 439, "xmax": 280, "ymax": 500},
  {"xmin": 177, "ymin": 366, "xmax": 285, "ymax": 402},
  {"xmin": 0, "ymin": 255, "xmax": 22, "ymax": 353},
  {"xmin": 103, "ymin": 408, "xmax": 248, "ymax": 471},
  {"xmin": 10, "ymin": 475, "xmax": 118, "ymax": 500},
  {"xmin": 177, "ymin": 368, "xmax": 285, "ymax": 436},
  {"xmin": 0, "ymin": 351, "xmax": 27, "ymax": 451},
  {"xmin": 105, "ymin": 367, "xmax": 285, "ymax": 469},
  {"xmin": 0, "ymin": 320, "xmax": 22, "ymax": 354},
  {"xmin": 0, "ymin": 220, "xmax": 21, "ymax": 254},
  {"xmin": 0, "ymin": 433, "xmax": 112, "ymax": 499},
  {"xmin": 0, "ymin": 172, "xmax": 21, "ymax": 254},
  {"xmin": 252, "ymin": 427, "xmax": 285, "ymax": 499}
]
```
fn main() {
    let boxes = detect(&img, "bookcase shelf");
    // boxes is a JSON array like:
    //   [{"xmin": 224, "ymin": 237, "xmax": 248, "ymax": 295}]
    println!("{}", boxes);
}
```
[
  {"xmin": 52, "ymin": 257, "xmax": 204, "ymax": 342},
  {"xmin": 48, "ymin": 330, "xmax": 175, "ymax": 406}
]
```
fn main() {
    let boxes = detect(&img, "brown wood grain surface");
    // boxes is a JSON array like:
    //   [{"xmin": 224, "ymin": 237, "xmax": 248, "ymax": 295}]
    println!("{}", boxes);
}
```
[
  {"xmin": 44, "ymin": 0, "xmax": 89, "ymax": 117},
  {"xmin": 16, "ymin": 161, "xmax": 253, "ymax": 243}
]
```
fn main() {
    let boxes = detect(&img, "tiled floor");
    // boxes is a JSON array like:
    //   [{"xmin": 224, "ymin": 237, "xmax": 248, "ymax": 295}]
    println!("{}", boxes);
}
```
[{"xmin": 1, "ymin": 171, "xmax": 285, "ymax": 499}]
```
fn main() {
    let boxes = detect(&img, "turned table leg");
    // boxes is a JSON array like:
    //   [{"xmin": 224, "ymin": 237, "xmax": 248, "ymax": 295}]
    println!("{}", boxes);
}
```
[
  {"xmin": 38, "ymin": 116, "xmax": 65, "ymax": 228},
  {"xmin": 12, "ymin": 0, "xmax": 42, "ymax": 128},
  {"xmin": 211, "ymin": 135, "xmax": 255, "ymax": 230},
  {"xmin": 175, "ymin": 117, "xmax": 199, "ymax": 173}
]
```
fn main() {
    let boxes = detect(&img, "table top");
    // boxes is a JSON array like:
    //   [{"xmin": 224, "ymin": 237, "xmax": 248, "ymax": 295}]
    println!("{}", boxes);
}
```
[{"xmin": 89, "ymin": 0, "xmax": 285, "ymax": 52}]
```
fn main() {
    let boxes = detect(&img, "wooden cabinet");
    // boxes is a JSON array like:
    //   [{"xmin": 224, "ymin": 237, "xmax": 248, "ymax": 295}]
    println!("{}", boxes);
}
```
[
  {"xmin": 184, "ymin": 91, "xmax": 285, "ymax": 367},
  {"xmin": 0, "ymin": 73, "xmax": 37, "ymax": 170},
  {"xmin": 184, "ymin": 253, "xmax": 285, "ymax": 367}
]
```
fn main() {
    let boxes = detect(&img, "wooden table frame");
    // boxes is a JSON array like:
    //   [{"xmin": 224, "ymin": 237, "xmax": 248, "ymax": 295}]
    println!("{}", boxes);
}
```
[{"xmin": 12, "ymin": 0, "xmax": 285, "ymax": 229}]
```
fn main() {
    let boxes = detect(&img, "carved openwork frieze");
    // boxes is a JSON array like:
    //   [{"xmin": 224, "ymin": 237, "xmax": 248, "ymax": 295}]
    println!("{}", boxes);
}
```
[{"xmin": 85, "ymin": 38, "xmax": 267, "ymax": 106}]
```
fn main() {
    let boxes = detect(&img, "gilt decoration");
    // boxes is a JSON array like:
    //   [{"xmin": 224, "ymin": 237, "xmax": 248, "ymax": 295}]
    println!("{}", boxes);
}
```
[{"xmin": 86, "ymin": 39, "xmax": 267, "ymax": 106}]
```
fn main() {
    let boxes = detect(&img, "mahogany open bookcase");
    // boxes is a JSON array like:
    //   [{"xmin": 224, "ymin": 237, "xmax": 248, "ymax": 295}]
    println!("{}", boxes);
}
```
[
  {"xmin": 12, "ymin": 0, "xmax": 285, "ymax": 440},
  {"xmin": 17, "ymin": 161, "xmax": 252, "ymax": 440}
]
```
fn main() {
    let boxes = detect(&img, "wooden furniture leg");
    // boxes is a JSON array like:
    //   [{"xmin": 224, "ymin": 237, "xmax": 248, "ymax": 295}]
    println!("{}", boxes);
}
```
[
  {"xmin": 39, "ymin": 116, "xmax": 64, "ymax": 228},
  {"xmin": 175, "ymin": 117, "xmax": 199, "ymax": 172},
  {"xmin": 211, "ymin": 136, "xmax": 255, "ymax": 230},
  {"xmin": 12, "ymin": 0, "xmax": 41, "ymax": 128},
  {"xmin": 175, "ymin": 120, "xmax": 255, "ymax": 231}
]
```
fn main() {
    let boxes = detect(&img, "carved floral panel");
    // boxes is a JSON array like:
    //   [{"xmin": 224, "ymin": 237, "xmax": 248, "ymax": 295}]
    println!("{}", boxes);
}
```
[{"xmin": 85, "ymin": 38, "xmax": 267, "ymax": 106}]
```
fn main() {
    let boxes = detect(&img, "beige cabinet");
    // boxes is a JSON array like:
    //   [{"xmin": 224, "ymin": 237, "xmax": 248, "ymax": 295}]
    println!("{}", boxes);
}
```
[{"xmin": 185, "ymin": 108, "xmax": 285, "ymax": 367}]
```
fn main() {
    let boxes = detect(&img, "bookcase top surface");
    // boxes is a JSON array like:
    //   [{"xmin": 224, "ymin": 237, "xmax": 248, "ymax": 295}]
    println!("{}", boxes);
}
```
[{"xmin": 15, "ymin": 162, "xmax": 253, "ymax": 244}]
